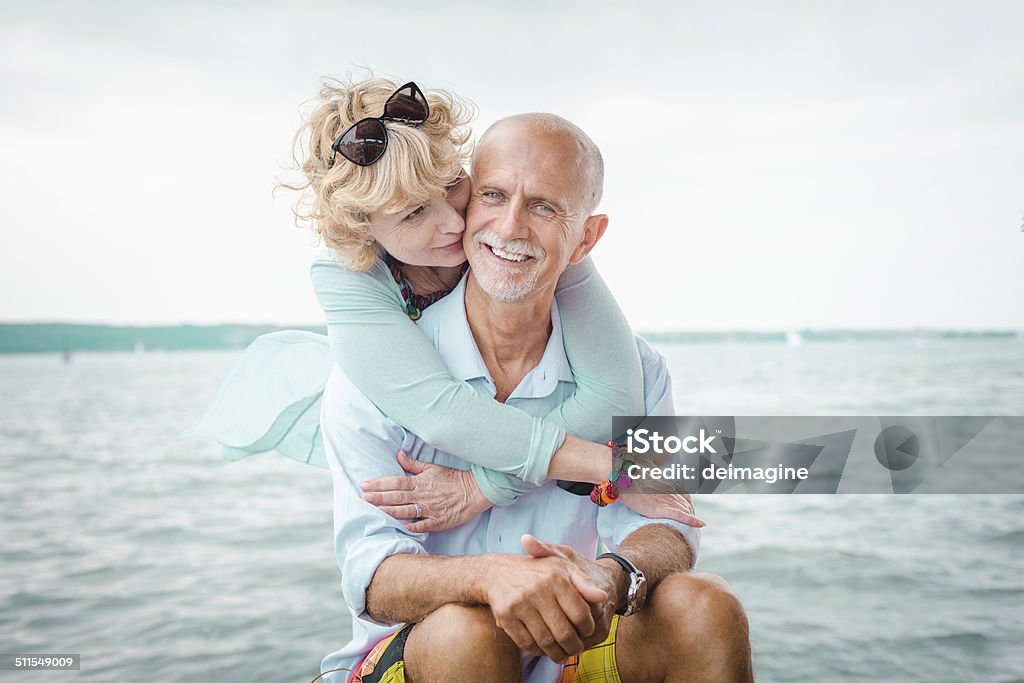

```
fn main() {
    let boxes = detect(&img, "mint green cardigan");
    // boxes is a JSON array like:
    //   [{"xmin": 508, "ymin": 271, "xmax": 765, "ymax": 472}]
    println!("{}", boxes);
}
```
[{"xmin": 185, "ymin": 250, "xmax": 643, "ymax": 506}]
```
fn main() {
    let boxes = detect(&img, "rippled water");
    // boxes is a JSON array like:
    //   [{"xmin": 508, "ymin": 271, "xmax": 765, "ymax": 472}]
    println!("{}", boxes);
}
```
[{"xmin": 1, "ymin": 340, "xmax": 1022, "ymax": 682}]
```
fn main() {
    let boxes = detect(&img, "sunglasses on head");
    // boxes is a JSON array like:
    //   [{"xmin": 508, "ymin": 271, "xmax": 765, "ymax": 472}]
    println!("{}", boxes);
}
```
[{"xmin": 330, "ymin": 81, "xmax": 430, "ymax": 167}]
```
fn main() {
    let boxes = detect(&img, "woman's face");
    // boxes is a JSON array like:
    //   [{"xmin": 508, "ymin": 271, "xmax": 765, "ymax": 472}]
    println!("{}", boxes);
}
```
[{"xmin": 366, "ymin": 174, "xmax": 471, "ymax": 268}]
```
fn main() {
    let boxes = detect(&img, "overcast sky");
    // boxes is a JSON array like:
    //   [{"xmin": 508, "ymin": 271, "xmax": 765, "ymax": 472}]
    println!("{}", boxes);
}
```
[{"xmin": 1, "ymin": 1, "xmax": 1021, "ymax": 330}]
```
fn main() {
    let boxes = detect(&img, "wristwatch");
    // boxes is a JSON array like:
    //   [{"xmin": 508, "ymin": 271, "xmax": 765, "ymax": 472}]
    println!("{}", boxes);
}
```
[{"xmin": 597, "ymin": 552, "xmax": 647, "ymax": 616}]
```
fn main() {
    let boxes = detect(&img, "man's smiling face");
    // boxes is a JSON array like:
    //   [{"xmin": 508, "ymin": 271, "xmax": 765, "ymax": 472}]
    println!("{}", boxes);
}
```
[{"xmin": 464, "ymin": 118, "xmax": 594, "ymax": 303}]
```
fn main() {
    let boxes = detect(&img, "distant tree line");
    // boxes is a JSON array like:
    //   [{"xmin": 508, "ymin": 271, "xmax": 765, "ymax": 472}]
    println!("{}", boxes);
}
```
[{"xmin": 0, "ymin": 324, "xmax": 326, "ymax": 354}]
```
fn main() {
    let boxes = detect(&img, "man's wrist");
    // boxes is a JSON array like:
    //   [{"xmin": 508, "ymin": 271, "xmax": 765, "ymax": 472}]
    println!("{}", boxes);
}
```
[
  {"xmin": 464, "ymin": 555, "xmax": 492, "ymax": 604},
  {"xmin": 597, "ymin": 557, "xmax": 630, "ymax": 614},
  {"xmin": 468, "ymin": 553, "xmax": 520, "ymax": 605}
]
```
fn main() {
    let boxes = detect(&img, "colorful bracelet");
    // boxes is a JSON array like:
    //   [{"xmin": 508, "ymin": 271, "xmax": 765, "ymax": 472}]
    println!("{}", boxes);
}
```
[{"xmin": 590, "ymin": 441, "xmax": 635, "ymax": 507}]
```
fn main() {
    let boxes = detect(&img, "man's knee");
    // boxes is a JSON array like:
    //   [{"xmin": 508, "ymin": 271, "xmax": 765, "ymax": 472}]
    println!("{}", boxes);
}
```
[
  {"xmin": 650, "ymin": 572, "xmax": 749, "ymax": 644},
  {"xmin": 406, "ymin": 604, "xmax": 520, "ymax": 682},
  {"xmin": 424, "ymin": 603, "xmax": 511, "ymax": 646}
]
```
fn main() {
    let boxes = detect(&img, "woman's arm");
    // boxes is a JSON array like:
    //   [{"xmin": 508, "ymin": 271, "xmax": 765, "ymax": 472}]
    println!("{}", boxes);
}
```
[
  {"xmin": 311, "ymin": 253, "xmax": 640, "ymax": 506},
  {"xmin": 460, "ymin": 257, "xmax": 647, "ymax": 504},
  {"xmin": 550, "ymin": 256, "xmax": 645, "ymax": 439},
  {"xmin": 312, "ymin": 253, "xmax": 570, "ymax": 506}
]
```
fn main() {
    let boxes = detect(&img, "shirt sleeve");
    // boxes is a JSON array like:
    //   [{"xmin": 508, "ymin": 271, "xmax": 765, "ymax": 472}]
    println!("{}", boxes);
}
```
[
  {"xmin": 596, "ymin": 338, "xmax": 701, "ymax": 567},
  {"xmin": 320, "ymin": 365, "xmax": 429, "ymax": 626}
]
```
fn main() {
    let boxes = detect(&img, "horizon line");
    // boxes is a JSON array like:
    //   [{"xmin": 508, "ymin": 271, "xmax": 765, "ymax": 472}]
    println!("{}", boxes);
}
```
[{"xmin": 1, "ymin": 321, "xmax": 1023, "ymax": 334}]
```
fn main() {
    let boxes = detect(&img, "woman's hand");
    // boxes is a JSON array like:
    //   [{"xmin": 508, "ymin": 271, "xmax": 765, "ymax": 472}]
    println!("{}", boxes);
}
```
[
  {"xmin": 619, "ymin": 490, "xmax": 706, "ymax": 528},
  {"xmin": 360, "ymin": 451, "xmax": 492, "ymax": 532}
]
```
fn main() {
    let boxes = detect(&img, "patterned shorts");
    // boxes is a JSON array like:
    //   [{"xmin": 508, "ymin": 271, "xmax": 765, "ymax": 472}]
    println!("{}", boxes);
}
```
[
  {"xmin": 559, "ymin": 615, "xmax": 622, "ymax": 683},
  {"xmin": 347, "ymin": 623, "xmax": 414, "ymax": 683},
  {"xmin": 348, "ymin": 614, "xmax": 622, "ymax": 683}
]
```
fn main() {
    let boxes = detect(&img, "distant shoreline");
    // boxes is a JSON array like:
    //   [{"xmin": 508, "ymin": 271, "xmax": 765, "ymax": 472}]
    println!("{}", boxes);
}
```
[{"xmin": 0, "ymin": 323, "xmax": 1020, "ymax": 354}]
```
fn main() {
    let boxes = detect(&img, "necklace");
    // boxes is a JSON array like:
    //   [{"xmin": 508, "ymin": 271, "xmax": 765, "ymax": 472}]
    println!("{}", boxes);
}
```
[{"xmin": 383, "ymin": 253, "xmax": 467, "ymax": 321}]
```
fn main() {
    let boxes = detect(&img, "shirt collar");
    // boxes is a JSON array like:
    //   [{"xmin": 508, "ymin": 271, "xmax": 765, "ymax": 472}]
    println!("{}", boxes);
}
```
[{"xmin": 421, "ymin": 274, "xmax": 573, "ymax": 399}]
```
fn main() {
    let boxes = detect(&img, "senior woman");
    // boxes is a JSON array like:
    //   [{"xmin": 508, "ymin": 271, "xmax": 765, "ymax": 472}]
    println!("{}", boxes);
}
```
[{"xmin": 187, "ymin": 76, "xmax": 701, "ymax": 530}]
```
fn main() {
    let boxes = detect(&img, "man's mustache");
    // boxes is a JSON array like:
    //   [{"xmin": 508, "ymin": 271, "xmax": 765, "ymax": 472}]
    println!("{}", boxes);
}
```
[{"xmin": 472, "ymin": 230, "xmax": 546, "ymax": 259}]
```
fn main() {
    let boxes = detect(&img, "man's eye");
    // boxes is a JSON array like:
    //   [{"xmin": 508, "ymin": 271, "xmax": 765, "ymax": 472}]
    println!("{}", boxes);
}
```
[
  {"xmin": 535, "ymin": 203, "xmax": 554, "ymax": 214},
  {"xmin": 403, "ymin": 205, "xmax": 425, "ymax": 221},
  {"xmin": 483, "ymin": 191, "xmax": 503, "ymax": 201}
]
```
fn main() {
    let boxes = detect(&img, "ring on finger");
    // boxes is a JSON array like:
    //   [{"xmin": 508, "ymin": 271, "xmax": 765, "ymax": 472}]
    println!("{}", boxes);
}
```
[{"xmin": 414, "ymin": 502, "xmax": 423, "ymax": 518}]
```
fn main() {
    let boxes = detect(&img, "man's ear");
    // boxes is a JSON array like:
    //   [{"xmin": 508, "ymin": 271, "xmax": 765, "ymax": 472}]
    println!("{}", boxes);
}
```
[{"xmin": 568, "ymin": 214, "xmax": 609, "ymax": 265}]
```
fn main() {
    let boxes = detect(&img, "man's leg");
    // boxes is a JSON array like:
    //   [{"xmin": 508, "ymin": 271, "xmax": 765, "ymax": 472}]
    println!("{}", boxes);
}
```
[
  {"xmin": 403, "ymin": 604, "xmax": 522, "ymax": 683},
  {"xmin": 614, "ymin": 572, "xmax": 754, "ymax": 683}
]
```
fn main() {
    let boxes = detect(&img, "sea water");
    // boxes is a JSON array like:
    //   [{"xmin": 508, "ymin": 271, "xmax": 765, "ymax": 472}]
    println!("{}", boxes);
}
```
[{"xmin": 1, "ymin": 339, "xmax": 1022, "ymax": 682}]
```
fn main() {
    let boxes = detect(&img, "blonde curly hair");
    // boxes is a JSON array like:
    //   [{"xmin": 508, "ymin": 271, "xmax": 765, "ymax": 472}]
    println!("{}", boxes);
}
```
[{"xmin": 281, "ymin": 77, "xmax": 474, "ymax": 271}]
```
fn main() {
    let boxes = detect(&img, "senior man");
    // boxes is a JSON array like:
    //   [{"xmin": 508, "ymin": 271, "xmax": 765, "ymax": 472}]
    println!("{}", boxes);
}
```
[{"xmin": 319, "ymin": 114, "xmax": 753, "ymax": 683}]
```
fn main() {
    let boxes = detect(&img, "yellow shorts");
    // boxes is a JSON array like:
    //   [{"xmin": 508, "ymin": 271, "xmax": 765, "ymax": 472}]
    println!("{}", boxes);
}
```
[
  {"xmin": 349, "ymin": 615, "xmax": 622, "ymax": 683},
  {"xmin": 559, "ymin": 615, "xmax": 622, "ymax": 683}
]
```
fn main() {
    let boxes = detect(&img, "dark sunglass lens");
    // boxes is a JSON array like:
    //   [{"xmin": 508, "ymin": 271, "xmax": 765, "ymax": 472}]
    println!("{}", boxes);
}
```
[
  {"xmin": 337, "ymin": 119, "xmax": 387, "ymax": 166},
  {"xmin": 384, "ymin": 82, "xmax": 429, "ymax": 123}
]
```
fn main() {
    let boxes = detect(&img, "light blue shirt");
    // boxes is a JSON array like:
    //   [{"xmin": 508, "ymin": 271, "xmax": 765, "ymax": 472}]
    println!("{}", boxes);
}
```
[{"xmin": 319, "ymin": 275, "xmax": 701, "ymax": 682}]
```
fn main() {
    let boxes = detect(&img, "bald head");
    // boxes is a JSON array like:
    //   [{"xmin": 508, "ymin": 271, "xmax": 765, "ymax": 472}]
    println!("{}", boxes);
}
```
[{"xmin": 474, "ymin": 113, "xmax": 604, "ymax": 216}]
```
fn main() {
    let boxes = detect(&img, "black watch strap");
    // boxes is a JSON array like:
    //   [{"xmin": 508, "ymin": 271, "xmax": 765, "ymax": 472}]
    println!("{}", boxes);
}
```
[{"xmin": 597, "ymin": 552, "xmax": 639, "ymax": 576}]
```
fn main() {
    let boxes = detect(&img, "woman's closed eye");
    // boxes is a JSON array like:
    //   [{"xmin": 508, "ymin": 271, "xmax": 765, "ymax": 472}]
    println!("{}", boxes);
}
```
[{"xmin": 403, "ymin": 205, "xmax": 426, "ymax": 222}]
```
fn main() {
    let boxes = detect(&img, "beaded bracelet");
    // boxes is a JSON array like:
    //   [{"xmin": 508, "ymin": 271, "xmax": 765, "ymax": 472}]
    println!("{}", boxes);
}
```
[{"xmin": 590, "ymin": 441, "xmax": 636, "ymax": 507}]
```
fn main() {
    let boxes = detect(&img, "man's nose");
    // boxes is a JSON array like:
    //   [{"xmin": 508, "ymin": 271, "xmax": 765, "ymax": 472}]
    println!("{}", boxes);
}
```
[{"xmin": 493, "ymin": 199, "xmax": 529, "ymax": 241}]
